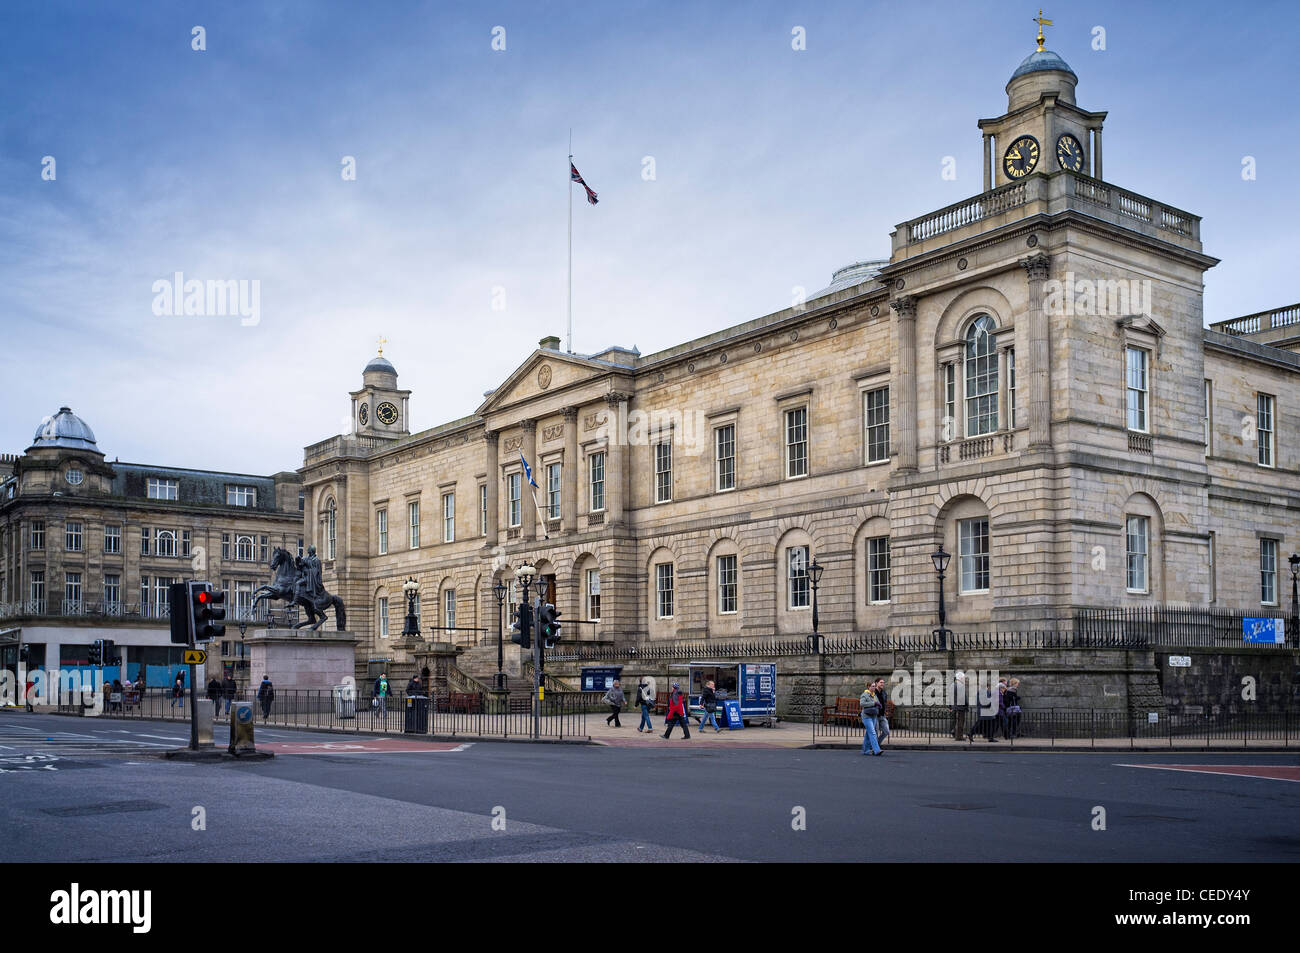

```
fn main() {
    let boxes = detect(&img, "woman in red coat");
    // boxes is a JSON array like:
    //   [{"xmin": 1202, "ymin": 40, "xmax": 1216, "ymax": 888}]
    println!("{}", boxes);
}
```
[{"xmin": 662, "ymin": 682, "xmax": 691, "ymax": 740}]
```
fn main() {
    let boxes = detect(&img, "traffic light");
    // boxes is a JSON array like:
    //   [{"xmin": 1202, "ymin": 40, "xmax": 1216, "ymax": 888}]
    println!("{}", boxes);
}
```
[
  {"xmin": 539, "ymin": 603, "xmax": 562, "ymax": 648},
  {"xmin": 168, "ymin": 582, "xmax": 190, "ymax": 644},
  {"xmin": 101, "ymin": 639, "xmax": 117, "ymax": 666},
  {"xmin": 189, "ymin": 581, "xmax": 226, "ymax": 642},
  {"xmin": 87, "ymin": 640, "xmax": 102, "ymax": 666},
  {"xmin": 509, "ymin": 602, "xmax": 532, "ymax": 649}
]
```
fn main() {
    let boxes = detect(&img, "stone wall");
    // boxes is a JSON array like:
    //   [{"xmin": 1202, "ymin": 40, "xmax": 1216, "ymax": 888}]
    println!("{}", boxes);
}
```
[{"xmin": 1156, "ymin": 646, "xmax": 1300, "ymax": 715}]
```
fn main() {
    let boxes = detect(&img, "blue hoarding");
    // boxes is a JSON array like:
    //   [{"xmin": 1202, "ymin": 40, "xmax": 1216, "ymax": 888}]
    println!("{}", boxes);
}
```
[{"xmin": 1243, "ymin": 618, "xmax": 1284, "ymax": 644}]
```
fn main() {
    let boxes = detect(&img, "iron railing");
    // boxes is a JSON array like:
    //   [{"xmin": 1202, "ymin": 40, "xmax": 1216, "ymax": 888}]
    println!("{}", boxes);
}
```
[{"xmin": 1073, "ymin": 605, "xmax": 1293, "ymax": 648}]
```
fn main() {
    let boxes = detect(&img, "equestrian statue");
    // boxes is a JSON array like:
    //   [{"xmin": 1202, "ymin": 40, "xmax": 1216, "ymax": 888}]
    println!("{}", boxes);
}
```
[{"xmin": 250, "ymin": 545, "xmax": 347, "ymax": 631}]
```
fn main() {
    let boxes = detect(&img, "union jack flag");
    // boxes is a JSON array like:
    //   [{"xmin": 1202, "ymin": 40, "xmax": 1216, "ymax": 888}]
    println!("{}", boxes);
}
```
[{"xmin": 570, "ymin": 162, "xmax": 598, "ymax": 205}]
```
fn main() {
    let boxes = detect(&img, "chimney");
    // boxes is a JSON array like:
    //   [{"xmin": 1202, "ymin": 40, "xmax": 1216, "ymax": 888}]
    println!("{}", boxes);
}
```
[{"xmin": 539, "ymin": 335, "xmax": 561, "ymax": 350}]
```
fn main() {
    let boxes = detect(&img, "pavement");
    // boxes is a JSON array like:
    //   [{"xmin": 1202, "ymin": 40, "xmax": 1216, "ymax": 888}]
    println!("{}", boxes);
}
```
[{"xmin": 2, "ymin": 712, "xmax": 1299, "ymax": 862}]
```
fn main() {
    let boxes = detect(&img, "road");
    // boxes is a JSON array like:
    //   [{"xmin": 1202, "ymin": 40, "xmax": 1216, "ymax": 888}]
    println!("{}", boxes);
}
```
[{"xmin": 2, "ymin": 713, "xmax": 1297, "ymax": 862}]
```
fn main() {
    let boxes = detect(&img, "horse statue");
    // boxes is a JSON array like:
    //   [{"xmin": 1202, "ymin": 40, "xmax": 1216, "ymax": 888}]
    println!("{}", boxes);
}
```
[{"xmin": 250, "ymin": 545, "xmax": 347, "ymax": 631}]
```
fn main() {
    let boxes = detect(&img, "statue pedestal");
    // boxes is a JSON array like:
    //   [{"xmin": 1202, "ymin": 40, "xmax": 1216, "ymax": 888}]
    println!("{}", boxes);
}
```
[{"xmin": 245, "ymin": 628, "xmax": 357, "ymax": 691}]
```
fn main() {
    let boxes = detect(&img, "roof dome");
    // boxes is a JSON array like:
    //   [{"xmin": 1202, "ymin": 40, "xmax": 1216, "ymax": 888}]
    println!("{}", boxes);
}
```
[
  {"xmin": 364, "ymin": 355, "xmax": 396, "ymax": 375},
  {"xmin": 809, "ymin": 259, "xmax": 889, "ymax": 301},
  {"xmin": 1009, "ymin": 48, "xmax": 1077, "ymax": 83},
  {"xmin": 31, "ymin": 407, "xmax": 101, "ymax": 453}
]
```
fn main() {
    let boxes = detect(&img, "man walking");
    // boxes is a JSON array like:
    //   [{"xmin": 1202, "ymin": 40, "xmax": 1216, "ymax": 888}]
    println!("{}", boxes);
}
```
[
  {"xmin": 206, "ymin": 676, "xmax": 223, "ymax": 718},
  {"xmin": 171, "ymin": 669, "xmax": 185, "ymax": 709},
  {"xmin": 635, "ymin": 677, "xmax": 655, "ymax": 733},
  {"xmin": 860, "ymin": 680, "xmax": 882, "ymax": 756},
  {"xmin": 373, "ymin": 672, "xmax": 390, "ymax": 720},
  {"xmin": 257, "ymin": 675, "xmax": 275, "ymax": 720},
  {"xmin": 221, "ymin": 672, "xmax": 237, "ymax": 715},
  {"xmin": 603, "ymin": 679, "xmax": 625, "ymax": 727}
]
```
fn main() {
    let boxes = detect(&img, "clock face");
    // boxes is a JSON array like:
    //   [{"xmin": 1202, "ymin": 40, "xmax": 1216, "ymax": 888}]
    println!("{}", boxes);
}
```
[
  {"xmin": 358, "ymin": 403, "xmax": 368, "ymax": 426},
  {"xmin": 376, "ymin": 401, "xmax": 399, "ymax": 425},
  {"xmin": 1056, "ymin": 134, "xmax": 1085, "ymax": 172},
  {"xmin": 1002, "ymin": 135, "xmax": 1040, "ymax": 179}
]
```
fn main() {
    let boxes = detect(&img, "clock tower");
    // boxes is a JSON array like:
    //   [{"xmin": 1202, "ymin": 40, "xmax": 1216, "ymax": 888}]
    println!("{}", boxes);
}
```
[
  {"xmin": 350, "ymin": 339, "xmax": 411, "ymax": 439},
  {"xmin": 978, "ymin": 13, "xmax": 1106, "ymax": 190}
]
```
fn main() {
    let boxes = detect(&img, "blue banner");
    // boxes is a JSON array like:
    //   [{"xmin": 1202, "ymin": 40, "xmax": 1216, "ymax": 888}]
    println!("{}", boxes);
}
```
[{"xmin": 1243, "ymin": 618, "xmax": 1284, "ymax": 644}]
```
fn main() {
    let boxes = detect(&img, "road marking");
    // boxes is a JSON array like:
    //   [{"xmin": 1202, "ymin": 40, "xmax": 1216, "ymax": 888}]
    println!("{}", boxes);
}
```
[
  {"xmin": 1118, "ymin": 763, "xmax": 1300, "ymax": 783},
  {"xmin": 260, "ymin": 738, "xmax": 473, "ymax": 755},
  {"xmin": 131, "ymin": 734, "xmax": 188, "ymax": 742}
]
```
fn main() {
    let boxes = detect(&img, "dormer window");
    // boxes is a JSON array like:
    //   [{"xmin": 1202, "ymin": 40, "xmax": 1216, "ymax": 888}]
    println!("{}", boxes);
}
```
[
  {"xmin": 227, "ymin": 485, "xmax": 257, "ymax": 507},
  {"xmin": 147, "ymin": 478, "xmax": 179, "ymax": 500}
]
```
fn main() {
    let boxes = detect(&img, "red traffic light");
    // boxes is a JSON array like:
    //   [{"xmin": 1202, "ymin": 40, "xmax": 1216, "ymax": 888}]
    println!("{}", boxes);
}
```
[{"xmin": 197, "ymin": 590, "xmax": 211, "ymax": 604}]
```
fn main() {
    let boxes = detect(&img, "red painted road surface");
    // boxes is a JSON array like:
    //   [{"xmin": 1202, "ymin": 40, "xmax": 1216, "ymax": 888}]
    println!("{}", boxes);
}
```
[
  {"xmin": 1120, "ymin": 763, "xmax": 1300, "ymax": 782},
  {"xmin": 261, "ymin": 738, "xmax": 472, "ymax": 755}
]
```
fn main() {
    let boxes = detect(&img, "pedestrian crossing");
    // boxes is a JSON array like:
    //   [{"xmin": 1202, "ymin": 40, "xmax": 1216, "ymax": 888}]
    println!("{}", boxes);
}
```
[{"xmin": 0, "ymin": 722, "xmax": 183, "ymax": 756}]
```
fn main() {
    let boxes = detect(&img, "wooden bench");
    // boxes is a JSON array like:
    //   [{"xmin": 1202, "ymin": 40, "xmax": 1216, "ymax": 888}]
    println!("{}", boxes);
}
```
[{"xmin": 822, "ymin": 696, "xmax": 861, "ymax": 725}]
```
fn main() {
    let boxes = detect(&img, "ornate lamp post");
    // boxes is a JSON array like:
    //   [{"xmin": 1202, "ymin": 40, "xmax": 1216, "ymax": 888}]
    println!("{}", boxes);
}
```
[
  {"xmin": 808, "ymin": 559, "xmax": 825, "ymax": 654},
  {"xmin": 492, "ymin": 579, "xmax": 507, "ymax": 689},
  {"xmin": 1288, "ymin": 553, "xmax": 1299, "ymax": 647},
  {"xmin": 401, "ymin": 577, "xmax": 420, "ymax": 637},
  {"xmin": 516, "ymin": 563, "xmax": 537, "ymax": 605},
  {"xmin": 931, "ymin": 545, "xmax": 952, "ymax": 650}
]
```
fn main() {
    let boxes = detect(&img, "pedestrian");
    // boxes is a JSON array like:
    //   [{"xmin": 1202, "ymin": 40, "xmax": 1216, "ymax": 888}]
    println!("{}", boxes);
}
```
[
  {"xmin": 372, "ymin": 672, "xmax": 390, "ymax": 719},
  {"xmin": 873, "ymin": 677, "xmax": 891, "ymax": 746},
  {"xmin": 257, "ymin": 675, "xmax": 275, "ymax": 720},
  {"xmin": 973, "ymin": 679, "xmax": 1000, "ymax": 742},
  {"xmin": 406, "ymin": 673, "xmax": 424, "ymax": 697},
  {"xmin": 25, "ymin": 673, "xmax": 36, "ymax": 712},
  {"xmin": 171, "ymin": 670, "xmax": 185, "ymax": 708},
  {"xmin": 602, "ymin": 679, "xmax": 625, "ymax": 727},
  {"xmin": 635, "ymin": 677, "xmax": 655, "ymax": 733},
  {"xmin": 1005, "ymin": 677, "xmax": 1023, "ymax": 738},
  {"xmin": 662, "ymin": 682, "xmax": 691, "ymax": 739},
  {"xmin": 859, "ymin": 681, "xmax": 882, "ymax": 756},
  {"xmin": 110, "ymin": 678, "xmax": 124, "ymax": 713},
  {"xmin": 206, "ymin": 676, "xmax": 222, "ymax": 717},
  {"xmin": 950, "ymin": 671, "xmax": 967, "ymax": 741},
  {"xmin": 221, "ymin": 672, "xmax": 237, "ymax": 715},
  {"xmin": 699, "ymin": 679, "xmax": 722, "ymax": 733}
]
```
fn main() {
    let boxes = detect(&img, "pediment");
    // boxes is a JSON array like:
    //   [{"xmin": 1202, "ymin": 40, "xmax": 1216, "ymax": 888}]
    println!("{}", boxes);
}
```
[{"xmin": 476, "ymin": 350, "xmax": 628, "ymax": 417}]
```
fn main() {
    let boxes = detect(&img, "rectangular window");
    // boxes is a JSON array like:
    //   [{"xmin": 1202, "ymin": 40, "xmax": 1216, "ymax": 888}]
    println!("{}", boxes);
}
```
[
  {"xmin": 586, "ymin": 568, "xmax": 601, "ymax": 621},
  {"xmin": 259, "ymin": 536, "xmax": 268, "ymax": 563},
  {"xmin": 589, "ymin": 452, "xmax": 606, "ymax": 512},
  {"xmin": 785, "ymin": 407, "xmax": 808, "ymax": 478},
  {"xmin": 64, "ymin": 571, "xmax": 82, "ymax": 610},
  {"xmin": 864, "ymin": 387, "xmax": 890, "ymax": 463},
  {"xmin": 959, "ymin": 518, "xmax": 990, "ymax": 593},
  {"xmin": 867, "ymin": 536, "xmax": 891, "ymax": 603},
  {"xmin": 444, "ymin": 589, "xmax": 456, "ymax": 630},
  {"xmin": 945, "ymin": 363, "xmax": 957, "ymax": 440},
  {"xmin": 1007, "ymin": 348, "xmax": 1017, "ymax": 429},
  {"xmin": 140, "ymin": 527, "xmax": 150, "ymax": 556},
  {"xmin": 546, "ymin": 463, "xmax": 562, "ymax": 520},
  {"xmin": 1257, "ymin": 393, "xmax": 1275, "ymax": 467},
  {"xmin": 104, "ymin": 524, "xmax": 121, "ymax": 554},
  {"xmin": 1208, "ymin": 531, "xmax": 1217, "ymax": 603},
  {"xmin": 227, "ymin": 485, "xmax": 257, "ymax": 507},
  {"xmin": 378, "ymin": 597, "xmax": 389, "ymax": 638},
  {"xmin": 221, "ymin": 533, "xmax": 230, "ymax": 560},
  {"xmin": 140, "ymin": 575, "xmax": 150, "ymax": 610},
  {"xmin": 30, "ymin": 570, "xmax": 45, "ymax": 606},
  {"xmin": 104, "ymin": 573, "xmax": 121, "ymax": 610},
  {"xmin": 327, "ymin": 507, "xmax": 336, "ymax": 561},
  {"xmin": 717, "ymin": 554, "xmax": 738, "ymax": 614},
  {"xmin": 1125, "ymin": 346, "xmax": 1148, "ymax": 432},
  {"xmin": 154, "ymin": 577, "xmax": 176, "ymax": 610},
  {"xmin": 408, "ymin": 500, "xmax": 420, "ymax": 548},
  {"xmin": 154, "ymin": 529, "xmax": 175, "ymax": 557},
  {"xmin": 508, "ymin": 473, "xmax": 522, "ymax": 527},
  {"xmin": 654, "ymin": 441, "xmax": 673, "ymax": 503},
  {"xmin": 1260, "ymin": 538, "xmax": 1278, "ymax": 605},
  {"xmin": 788, "ymin": 545, "xmax": 810, "ymax": 609},
  {"xmin": 65, "ymin": 521, "xmax": 83, "ymax": 553},
  {"xmin": 715, "ymin": 424, "xmax": 736, "ymax": 492},
  {"xmin": 377, "ymin": 509, "xmax": 388, "ymax": 555},
  {"xmin": 1203, "ymin": 379, "xmax": 1213, "ymax": 452},
  {"xmin": 181, "ymin": 530, "xmax": 191, "ymax": 558},
  {"xmin": 655, "ymin": 563, "xmax": 674, "ymax": 619},
  {"xmin": 297, "ymin": 537, "xmax": 304, "ymax": 558},
  {"xmin": 443, "ymin": 492, "xmax": 455, "ymax": 542},
  {"xmin": 147, "ymin": 478, "xmax": 179, "ymax": 501},
  {"xmin": 1125, "ymin": 516, "xmax": 1150, "ymax": 593},
  {"xmin": 298, "ymin": 491, "xmax": 305, "ymax": 512},
  {"xmin": 479, "ymin": 485, "xmax": 488, "ymax": 536},
  {"xmin": 30, "ymin": 521, "xmax": 45, "ymax": 550}
]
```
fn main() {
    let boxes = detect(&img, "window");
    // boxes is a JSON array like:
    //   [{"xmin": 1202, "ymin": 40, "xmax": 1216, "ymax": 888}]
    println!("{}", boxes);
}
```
[
  {"xmin": 235, "ymin": 535, "xmax": 254, "ymax": 562},
  {"xmin": 64, "ymin": 521, "xmax": 83, "ymax": 553},
  {"xmin": 222, "ymin": 533, "xmax": 230, "ymax": 560},
  {"xmin": 231, "ymin": 579, "xmax": 251, "ymax": 618},
  {"xmin": 140, "ymin": 527, "xmax": 150, "ymax": 556},
  {"xmin": 377, "ymin": 509, "xmax": 388, "ymax": 555},
  {"xmin": 864, "ymin": 387, "xmax": 890, "ymax": 463},
  {"xmin": 1260, "ymin": 539, "xmax": 1278, "ymax": 605},
  {"xmin": 140, "ymin": 576, "xmax": 150, "ymax": 610},
  {"xmin": 30, "ymin": 570, "xmax": 45, "ymax": 605},
  {"xmin": 29, "ymin": 521, "xmax": 44, "ymax": 550},
  {"xmin": 298, "ymin": 491, "xmax": 305, "ymax": 512},
  {"xmin": 443, "ymin": 492, "xmax": 455, "ymax": 542},
  {"xmin": 785, "ymin": 407, "xmax": 808, "ymax": 478},
  {"xmin": 155, "ymin": 577, "xmax": 177, "ymax": 610},
  {"xmin": 297, "ymin": 537, "xmax": 304, "ymax": 558},
  {"xmin": 867, "ymin": 536, "xmax": 891, "ymax": 603},
  {"xmin": 546, "ymin": 464, "xmax": 562, "ymax": 520},
  {"xmin": 958, "ymin": 518, "xmax": 990, "ymax": 593},
  {"xmin": 1007, "ymin": 348, "xmax": 1017, "ymax": 429},
  {"xmin": 1257, "ymin": 393, "xmax": 1275, "ymax": 467},
  {"xmin": 717, "ymin": 554, "xmax": 738, "ymax": 614},
  {"xmin": 147, "ymin": 478, "xmax": 178, "ymax": 501},
  {"xmin": 586, "ymin": 568, "xmax": 601, "ymax": 621},
  {"xmin": 327, "ymin": 503, "xmax": 336, "ymax": 560},
  {"xmin": 227, "ymin": 485, "xmax": 257, "ymax": 507},
  {"xmin": 65, "ymin": 468, "xmax": 83, "ymax": 486},
  {"xmin": 1125, "ymin": 346, "xmax": 1148, "ymax": 432},
  {"xmin": 715, "ymin": 424, "xmax": 736, "ymax": 492},
  {"xmin": 965, "ymin": 316, "xmax": 999, "ymax": 437},
  {"xmin": 1203, "ymin": 380, "xmax": 1213, "ymax": 452},
  {"xmin": 508, "ymin": 473, "xmax": 522, "ymax": 527},
  {"xmin": 654, "ymin": 440, "xmax": 673, "ymax": 503},
  {"xmin": 788, "ymin": 546, "xmax": 810, "ymax": 609},
  {"xmin": 408, "ymin": 500, "xmax": 420, "ymax": 548},
  {"xmin": 479, "ymin": 485, "xmax": 488, "ymax": 536},
  {"xmin": 589, "ymin": 452, "xmax": 605, "ymax": 512},
  {"xmin": 944, "ymin": 363, "xmax": 957, "ymax": 440},
  {"xmin": 1208, "ymin": 531, "xmax": 1217, "ymax": 603},
  {"xmin": 444, "ymin": 589, "xmax": 456, "ymax": 630},
  {"xmin": 655, "ymin": 563, "xmax": 674, "ymax": 619},
  {"xmin": 181, "ymin": 530, "xmax": 191, "ymax": 558},
  {"xmin": 260, "ymin": 536, "xmax": 268, "ymax": 563},
  {"xmin": 1125, "ymin": 516, "xmax": 1150, "ymax": 593},
  {"xmin": 378, "ymin": 597, "xmax": 390, "ymax": 638},
  {"xmin": 64, "ymin": 571, "xmax": 82, "ymax": 610},
  {"xmin": 154, "ymin": 529, "xmax": 176, "ymax": 557},
  {"xmin": 104, "ymin": 573, "xmax": 121, "ymax": 610}
]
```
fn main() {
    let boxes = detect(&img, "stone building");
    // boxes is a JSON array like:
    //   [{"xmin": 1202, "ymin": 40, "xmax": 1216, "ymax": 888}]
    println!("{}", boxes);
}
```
[
  {"xmin": 0, "ymin": 408, "xmax": 304, "ymax": 684},
  {"xmin": 300, "ymin": 42, "xmax": 1299, "ymax": 680}
]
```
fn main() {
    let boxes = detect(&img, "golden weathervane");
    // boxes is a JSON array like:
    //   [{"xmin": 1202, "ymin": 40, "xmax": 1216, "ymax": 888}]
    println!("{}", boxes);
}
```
[
  {"xmin": 376, "ymin": 335, "xmax": 388, "ymax": 356},
  {"xmin": 1034, "ymin": 9, "xmax": 1053, "ymax": 51}
]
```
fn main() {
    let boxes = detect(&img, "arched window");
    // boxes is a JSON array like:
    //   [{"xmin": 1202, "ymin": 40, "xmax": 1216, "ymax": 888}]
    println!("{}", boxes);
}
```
[
  {"xmin": 964, "ymin": 315, "xmax": 999, "ymax": 437},
  {"xmin": 326, "ymin": 502, "xmax": 337, "ymax": 560},
  {"xmin": 235, "ymin": 535, "xmax": 255, "ymax": 562}
]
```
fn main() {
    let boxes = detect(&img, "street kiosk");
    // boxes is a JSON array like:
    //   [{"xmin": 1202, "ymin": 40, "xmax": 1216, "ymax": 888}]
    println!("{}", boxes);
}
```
[{"xmin": 675, "ymin": 661, "xmax": 778, "ymax": 728}]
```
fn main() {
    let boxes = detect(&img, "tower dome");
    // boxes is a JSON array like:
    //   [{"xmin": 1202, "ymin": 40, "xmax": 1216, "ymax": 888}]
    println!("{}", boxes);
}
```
[
  {"xmin": 30, "ymin": 407, "xmax": 101, "ymax": 453},
  {"xmin": 362, "ymin": 342, "xmax": 398, "ymax": 387},
  {"xmin": 1006, "ymin": 48, "xmax": 1078, "ymax": 110}
]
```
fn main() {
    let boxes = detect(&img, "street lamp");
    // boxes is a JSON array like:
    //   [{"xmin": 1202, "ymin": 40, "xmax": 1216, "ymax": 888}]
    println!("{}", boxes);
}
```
[
  {"xmin": 808, "ymin": 559, "xmax": 825, "ymax": 654},
  {"xmin": 931, "ymin": 545, "xmax": 952, "ymax": 650},
  {"xmin": 516, "ymin": 563, "xmax": 537, "ymax": 603},
  {"xmin": 492, "ymin": 579, "xmax": 508, "ymax": 689},
  {"xmin": 401, "ymin": 577, "xmax": 420, "ymax": 637},
  {"xmin": 1288, "ymin": 553, "xmax": 1299, "ymax": 647}
]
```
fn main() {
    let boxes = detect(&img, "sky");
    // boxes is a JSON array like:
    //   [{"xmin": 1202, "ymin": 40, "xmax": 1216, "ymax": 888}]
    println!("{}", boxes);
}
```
[{"xmin": 2, "ymin": 0, "xmax": 1297, "ymax": 474}]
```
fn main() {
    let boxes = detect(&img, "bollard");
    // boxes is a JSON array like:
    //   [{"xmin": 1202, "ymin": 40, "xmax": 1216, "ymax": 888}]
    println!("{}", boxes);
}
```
[{"xmin": 228, "ymin": 701, "xmax": 257, "ymax": 755}]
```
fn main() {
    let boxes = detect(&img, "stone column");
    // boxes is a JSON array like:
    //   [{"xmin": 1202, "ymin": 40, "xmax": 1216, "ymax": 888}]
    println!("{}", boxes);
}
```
[
  {"xmin": 890, "ymin": 296, "xmax": 918, "ymax": 472},
  {"xmin": 1093, "ymin": 127, "xmax": 1103, "ymax": 179},
  {"xmin": 605, "ymin": 393, "xmax": 628, "ymax": 525},
  {"xmin": 482, "ymin": 430, "xmax": 499, "ymax": 545},
  {"xmin": 982, "ymin": 134, "xmax": 992, "ymax": 192},
  {"xmin": 1020, "ymin": 253, "xmax": 1053, "ymax": 449},
  {"xmin": 562, "ymin": 407, "xmax": 579, "ymax": 534},
  {"xmin": 520, "ymin": 419, "xmax": 537, "ymax": 540}
]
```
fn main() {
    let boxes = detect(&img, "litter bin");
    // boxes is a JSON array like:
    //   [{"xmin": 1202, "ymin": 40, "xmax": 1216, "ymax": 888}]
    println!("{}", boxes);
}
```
[
  {"xmin": 333, "ymin": 684, "xmax": 356, "ymax": 720},
  {"xmin": 404, "ymin": 695, "xmax": 429, "ymax": 733}
]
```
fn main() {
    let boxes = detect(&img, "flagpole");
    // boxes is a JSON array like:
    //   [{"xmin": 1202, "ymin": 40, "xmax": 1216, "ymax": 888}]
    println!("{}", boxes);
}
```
[{"xmin": 567, "ymin": 129, "xmax": 573, "ymax": 354}]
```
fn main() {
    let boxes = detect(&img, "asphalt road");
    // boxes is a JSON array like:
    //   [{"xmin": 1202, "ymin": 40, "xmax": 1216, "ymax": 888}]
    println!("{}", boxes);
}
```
[{"xmin": 2, "ymin": 714, "xmax": 1297, "ymax": 862}]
